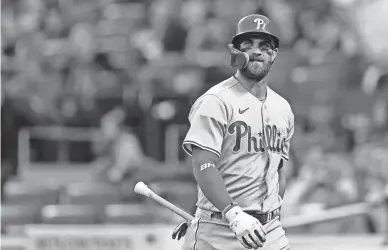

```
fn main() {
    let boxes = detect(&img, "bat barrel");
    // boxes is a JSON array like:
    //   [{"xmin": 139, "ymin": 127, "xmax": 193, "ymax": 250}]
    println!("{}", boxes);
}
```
[{"xmin": 151, "ymin": 193, "xmax": 194, "ymax": 221}]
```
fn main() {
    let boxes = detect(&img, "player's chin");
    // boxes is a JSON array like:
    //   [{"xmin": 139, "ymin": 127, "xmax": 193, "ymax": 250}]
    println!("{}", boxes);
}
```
[
  {"xmin": 250, "ymin": 61, "xmax": 271, "ymax": 75},
  {"xmin": 247, "ymin": 65, "xmax": 264, "ymax": 77}
]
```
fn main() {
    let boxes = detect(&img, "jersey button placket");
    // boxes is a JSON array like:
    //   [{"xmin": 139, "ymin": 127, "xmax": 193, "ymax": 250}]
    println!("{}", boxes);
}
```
[
  {"xmin": 262, "ymin": 103, "xmax": 271, "ymax": 211},
  {"xmin": 263, "ymin": 105, "xmax": 270, "ymax": 124}
]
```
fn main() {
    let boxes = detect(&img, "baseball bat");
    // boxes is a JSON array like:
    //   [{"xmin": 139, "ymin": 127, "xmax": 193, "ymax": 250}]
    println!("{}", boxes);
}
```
[
  {"xmin": 134, "ymin": 182, "xmax": 371, "ymax": 229},
  {"xmin": 134, "ymin": 181, "xmax": 194, "ymax": 221}
]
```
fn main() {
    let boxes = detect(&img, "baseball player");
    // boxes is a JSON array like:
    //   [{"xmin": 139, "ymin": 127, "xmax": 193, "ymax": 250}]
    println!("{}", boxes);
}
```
[{"xmin": 172, "ymin": 14, "xmax": 294, "ymax": 250}]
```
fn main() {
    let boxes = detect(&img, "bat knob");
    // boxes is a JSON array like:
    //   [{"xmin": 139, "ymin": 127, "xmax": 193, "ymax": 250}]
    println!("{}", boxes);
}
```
[{"xmin": 134, "ymin": 181, "xmax": 150, "ymax": 196}]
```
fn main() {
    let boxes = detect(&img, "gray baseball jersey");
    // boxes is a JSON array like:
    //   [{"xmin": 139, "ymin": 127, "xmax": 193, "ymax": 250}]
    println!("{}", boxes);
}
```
[{"xmin": 183, "ymin": 76, "xmax": 294, "ymax": 213}]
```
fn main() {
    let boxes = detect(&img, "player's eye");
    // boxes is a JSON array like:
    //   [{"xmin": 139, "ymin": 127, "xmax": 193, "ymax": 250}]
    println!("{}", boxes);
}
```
[
  {"xmin": 240, "ymin": 41, "xmax": 252, "ymax": 50},
  {"xmin": 260, "ymin": 43, "xmax": 271, "ymax": 51}
]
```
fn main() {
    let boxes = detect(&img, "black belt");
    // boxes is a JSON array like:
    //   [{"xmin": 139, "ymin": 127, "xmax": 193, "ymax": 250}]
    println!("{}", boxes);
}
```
[{"xmin": 210, "ymin": 207, "xmax": 281, "ymax": 225}]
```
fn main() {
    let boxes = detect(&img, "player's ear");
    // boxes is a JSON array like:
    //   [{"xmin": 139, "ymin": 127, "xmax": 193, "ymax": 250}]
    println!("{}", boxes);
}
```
[{"xmin": 271, "ymin": 48, "xmax": 278, "ymax": 64}]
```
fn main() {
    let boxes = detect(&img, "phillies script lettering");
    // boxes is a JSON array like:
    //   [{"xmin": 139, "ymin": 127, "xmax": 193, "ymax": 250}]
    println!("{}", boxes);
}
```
[{"xmin": 228, "ymin": 121, "xmax": 285, "ymax": 154}]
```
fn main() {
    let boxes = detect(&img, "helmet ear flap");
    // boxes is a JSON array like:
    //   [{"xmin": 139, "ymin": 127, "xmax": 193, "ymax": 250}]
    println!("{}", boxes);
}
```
[{"xmin": 228, "ymin": 44, "xmax": 249, "ymax": 70}]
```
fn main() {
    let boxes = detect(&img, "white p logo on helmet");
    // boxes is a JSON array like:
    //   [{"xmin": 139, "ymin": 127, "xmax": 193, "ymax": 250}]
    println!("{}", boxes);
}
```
[{"xmin": 254, "ymin": 18, "xmax": 267, "ymax": 30}]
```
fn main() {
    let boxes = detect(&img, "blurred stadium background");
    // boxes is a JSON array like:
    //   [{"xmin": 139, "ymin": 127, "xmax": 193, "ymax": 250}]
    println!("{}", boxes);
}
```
[{"xmin": 1, "ymin": 0, "xmax": 388, "ymax": 249}]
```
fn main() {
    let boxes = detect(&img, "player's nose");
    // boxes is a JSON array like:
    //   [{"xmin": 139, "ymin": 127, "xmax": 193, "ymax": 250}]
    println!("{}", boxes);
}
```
[
  {"xmin": 250, "ymin": 48, "xmax": 263, "ymax": 58},
  {"xmin": 250, "ymin": 54, "xmax": 264, "ymax": 62}
]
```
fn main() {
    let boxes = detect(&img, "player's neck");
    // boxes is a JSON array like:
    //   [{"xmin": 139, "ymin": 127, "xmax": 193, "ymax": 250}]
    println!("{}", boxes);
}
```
[{"xmin": 235, "ymin": 71, "xmax": 268, "ymax": 101}]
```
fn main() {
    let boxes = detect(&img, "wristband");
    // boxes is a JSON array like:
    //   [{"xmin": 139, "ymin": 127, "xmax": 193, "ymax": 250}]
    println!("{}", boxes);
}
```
[
  {"xmin": 223, "ymin": 205, "xmax": 243, "ymax": 224},
  {"xmin": 222, "ymin": 201, "xmax": 238, "ymax": 216}
]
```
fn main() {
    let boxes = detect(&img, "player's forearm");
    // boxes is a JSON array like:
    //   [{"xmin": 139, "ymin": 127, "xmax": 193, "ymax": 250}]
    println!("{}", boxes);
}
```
[
  {"xmin": 193, "ymin": 164, "xmax": 234, "ymax": 212},
  {"xmin": 278, "ymin": 163, "xmax": 287, "ymax": 199},
  {"xmin": 191, "ymin": 147, "xmax": 233, "ymax": 212},
  {"xmin": 279, "ymin": 175, "xmax": 286, "ymax": 199}
]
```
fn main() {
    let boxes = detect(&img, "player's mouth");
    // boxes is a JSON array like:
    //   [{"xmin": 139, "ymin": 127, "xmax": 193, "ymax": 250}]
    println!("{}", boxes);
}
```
[
  {"xmin": 250, "ymin": 59, "xmax": 264, "ymax": 62},
  {"xmin": 249, "ymin": 59, "xmax": 264, "ymax": 67}
]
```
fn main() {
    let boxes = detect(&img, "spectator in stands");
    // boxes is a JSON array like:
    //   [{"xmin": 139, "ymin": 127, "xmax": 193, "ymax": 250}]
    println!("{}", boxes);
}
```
[
  {"xmin": 282, "ymin": 146, "xmax": 358, "ymax": 217},
  {"xmin": 161, "ymin": 0, "xmax": 188, "ymax": 53},
  {"xmin": 93, "ymin": 106, "xmax": 144, "ymax": 182},
  {"xmin": 92, "ymin": 106, "xmax": 192, "ymax": 185},
  {"xmin": 184, "ymin": 13, "xmax": 230, "ymax": 65}
]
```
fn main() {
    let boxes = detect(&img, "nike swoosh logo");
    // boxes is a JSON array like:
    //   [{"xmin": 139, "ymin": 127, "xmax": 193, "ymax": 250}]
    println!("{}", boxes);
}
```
[{"xmin": 239, "ymin": 107, "xmax": 249, "ymax": 114}]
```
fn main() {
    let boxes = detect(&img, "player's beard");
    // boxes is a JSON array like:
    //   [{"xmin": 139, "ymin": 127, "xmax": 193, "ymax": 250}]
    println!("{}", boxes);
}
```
[{"xmin": 241, "ymin": 60, "xmax": 271, "ymax": 82}]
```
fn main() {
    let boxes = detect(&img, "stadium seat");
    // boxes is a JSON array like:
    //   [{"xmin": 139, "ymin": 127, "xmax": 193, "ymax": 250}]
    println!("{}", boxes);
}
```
[
  {"xmin": 3, "ymin": 181, "xmax": 59, "ymax": 206},
  {"xmin": 40, "ymin": 205, "xmax": 97, "ymax": 224},
  {"xmin": 148, "ymin": 181, "xmax": 197, "ymax": 214},
  {"xmin": 1, "ymin": 204, "xmax": 41, "ymax": 232},
  {"xmin": 103, "ymin": 203, "xmax": 156, "ymax": 224},
  {"xmin": 61, "ymin": 182, "xmax": 121, "ymax": 207}
]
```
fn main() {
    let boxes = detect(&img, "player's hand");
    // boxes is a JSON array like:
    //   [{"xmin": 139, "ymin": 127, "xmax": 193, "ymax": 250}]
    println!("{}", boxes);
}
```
[
  {"xmin": 224, "ymin": 206, "xmax": 266, "ymax": 249},
  {"xmin": 172, "ymin": 221, "xmax": 189, "ymax": 241}
]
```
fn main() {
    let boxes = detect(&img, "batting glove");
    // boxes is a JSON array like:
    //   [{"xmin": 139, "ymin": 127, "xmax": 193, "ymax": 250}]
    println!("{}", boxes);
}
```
[
  {"xmin": 172, "ymin": 221, "xmax": 189, "ymax": 241},
  {"xmin": 224, "ymin": 206, "xmax": 267, "ymax": 249}
]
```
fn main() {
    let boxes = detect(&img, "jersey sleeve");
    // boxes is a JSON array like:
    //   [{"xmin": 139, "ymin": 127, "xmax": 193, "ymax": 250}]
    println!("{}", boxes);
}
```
[
  {"xmin": 182, "ymin": 95, "xmax": 228, "ymax": 158},
  {"xmin": 281, "ymin": 111, "xmax": 294, "ymax": 161}
]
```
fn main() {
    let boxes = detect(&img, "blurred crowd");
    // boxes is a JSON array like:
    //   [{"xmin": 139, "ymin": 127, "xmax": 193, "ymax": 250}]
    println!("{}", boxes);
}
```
[{"xmin": 1, "ymin": 0, "xmax": 388, "ymax": 230}]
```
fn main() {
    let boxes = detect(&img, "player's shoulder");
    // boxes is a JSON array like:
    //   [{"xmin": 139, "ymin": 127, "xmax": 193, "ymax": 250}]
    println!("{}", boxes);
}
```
[
  {"xmin": 194, "ymin": 77, "xmax": 239, "ymax": 105},
  {"xmin": 267, "ymin": 87, "xmax": 293, "ymax": 115},
  {"xmin": 201, "ymin": 77, "xmax": 239, "ymax": 100},
  {"xmin": 188, "ymin": 77, "xmax": 237, "ymax": 118}
]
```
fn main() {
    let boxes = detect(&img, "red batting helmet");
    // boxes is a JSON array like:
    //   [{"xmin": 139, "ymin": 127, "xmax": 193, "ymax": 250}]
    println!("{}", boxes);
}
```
[{"xmin": 229, "ymin": 14, "xmax": 279, "ymax": 69}]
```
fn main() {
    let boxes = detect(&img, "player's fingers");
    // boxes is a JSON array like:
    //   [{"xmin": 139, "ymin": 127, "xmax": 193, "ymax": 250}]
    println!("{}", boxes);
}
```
[
  {"xmin": 172, "ymin": 230, "xmax": 178, "ymax": 239},
  {"xmin": 172, "ymin": 222, "xmax": 187, "ymax": 240},
  {"xmin": 172, "ymin": 226, "xmax": 180, "ymax": 239},
  {"xmin": 241, "ymin": 236, "xmax": 254, "ymax": 249},
  {"xmin": 253, "ymin": 220, "xmax": 267, "ymax": 239},
  {"xmin": 254, "ymin": 229, "xmax": 266, "ymax": 242},
  {"xmin": 177, "ymin": 227, "xmax": 187, "ymax": 240},
  {"xmin": 180, "ymin": 223, "xmax": 189, "ymax": 240},
  {"xmin": 248, "ymin": 234, "xmax": 263, "ymax": 249}
]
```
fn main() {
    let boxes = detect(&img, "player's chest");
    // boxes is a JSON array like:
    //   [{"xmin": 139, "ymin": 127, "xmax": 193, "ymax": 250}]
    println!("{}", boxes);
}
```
[{"xmin": 225, "ymin": 102, "xmax": 288, "ymax": 154}]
